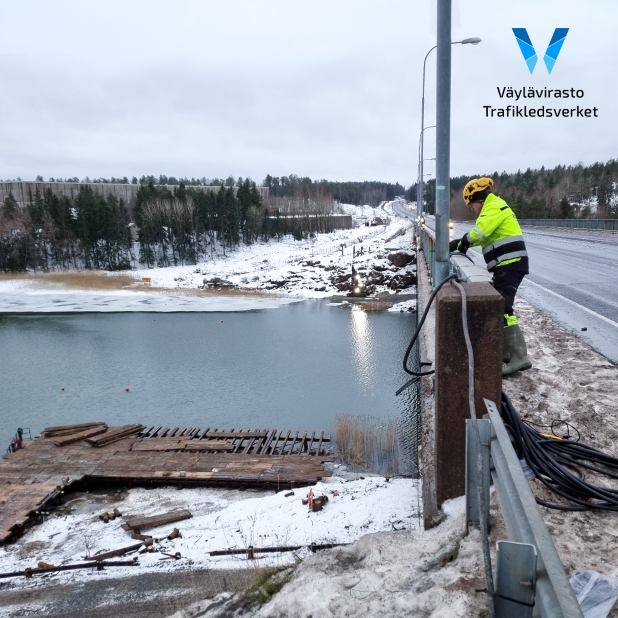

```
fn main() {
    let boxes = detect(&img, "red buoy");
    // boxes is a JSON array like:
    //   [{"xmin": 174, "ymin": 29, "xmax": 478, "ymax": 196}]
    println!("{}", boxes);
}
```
[
  {"xmin": 221, "ymin": 320, "xmax": 224, "ymax": 323},
  {"xmin": 125, "ymin": 387, "xmax": 130, "ymax": 392},
  {"xmin": 61, "ymin": 387, "xmax": 65, "ymax": 391}
]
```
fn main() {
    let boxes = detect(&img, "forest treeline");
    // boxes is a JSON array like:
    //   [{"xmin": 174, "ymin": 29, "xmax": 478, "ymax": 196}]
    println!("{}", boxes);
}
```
[
  {"xmin": 412, "ymin": 158, "xmax": 618, "ymax": 220},
  {"xmin": 0, "ymin": 178, "xmax": 345, "ymax": 272},
  {"xmin": 6, "ymin": 173, "xmax": 408, "ymax": 208},
  {"xmin": 264, "ymin": 174, "xmax": 406, "ymax": 207}
]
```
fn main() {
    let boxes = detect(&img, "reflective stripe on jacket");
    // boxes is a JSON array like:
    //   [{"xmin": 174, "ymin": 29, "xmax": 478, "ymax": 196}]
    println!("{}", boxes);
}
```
[{"xmin": 467, "ymin": 194, "xmax": 529, "ymax": 273}]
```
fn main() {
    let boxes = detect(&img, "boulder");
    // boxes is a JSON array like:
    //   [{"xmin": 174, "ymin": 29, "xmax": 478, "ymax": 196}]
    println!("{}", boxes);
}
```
[{"xmin": 387, "ymin": 252, "xmax": 415, "ymax": 268}]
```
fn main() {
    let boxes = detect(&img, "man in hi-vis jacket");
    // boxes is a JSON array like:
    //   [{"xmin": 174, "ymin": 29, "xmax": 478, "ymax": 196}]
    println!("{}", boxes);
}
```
[{"xmin": 449, "ymin": 177, "xmax": 532, "ymax": 375}]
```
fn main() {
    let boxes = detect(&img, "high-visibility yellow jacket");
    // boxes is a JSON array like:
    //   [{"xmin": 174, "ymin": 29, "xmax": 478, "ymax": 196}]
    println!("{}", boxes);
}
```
[{"xmin": 466, "ymin": 194, "xmax": 529, "ymax": 273}]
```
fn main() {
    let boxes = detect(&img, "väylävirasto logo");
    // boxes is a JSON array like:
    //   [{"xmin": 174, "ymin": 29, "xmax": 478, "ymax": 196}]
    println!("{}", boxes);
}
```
[{"xmin": 512, "ymin": 28, "xmax": 569, "ymax": 74}]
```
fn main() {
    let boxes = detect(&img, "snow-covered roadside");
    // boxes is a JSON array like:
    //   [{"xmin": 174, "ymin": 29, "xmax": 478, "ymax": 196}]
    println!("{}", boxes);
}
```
[
  {"xmin": 0, "ymin": 472, "xmax": 419, "ymax": 595},
  {"xmin": 499, "ymin": 298, "xmax": 618, "ymax": 584}
]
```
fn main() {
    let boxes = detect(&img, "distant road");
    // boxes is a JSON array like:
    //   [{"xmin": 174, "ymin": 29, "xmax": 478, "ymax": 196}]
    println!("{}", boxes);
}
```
[{"xmin": 418, "ymin": 214, "xmax": 618, "ymax": 364}]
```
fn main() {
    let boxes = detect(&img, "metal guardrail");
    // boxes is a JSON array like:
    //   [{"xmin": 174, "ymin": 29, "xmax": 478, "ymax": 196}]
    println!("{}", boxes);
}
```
[
  {"xmin": 419, "ymin": 224, "xmax": 436, "ymax": 283},
  {"xmin": 519, "ymin": 218, "xmax": 618, "ymax": 231},
  {"xmin": 449, "ymin": 254, "xmax": 493, "ymax": 283},
  {"xmin": 417, "ymin": 223, "xmax": 491, "ymax": 285},
  {"xmin": 466, "ymin": 400, "xmax": 584, "ymax": 617}
]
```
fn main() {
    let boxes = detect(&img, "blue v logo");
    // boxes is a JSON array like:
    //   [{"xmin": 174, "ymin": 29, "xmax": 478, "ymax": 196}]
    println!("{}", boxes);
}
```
[{"xmin": 512, "ymin": 28, "xmax": 569, "ymax": 74}]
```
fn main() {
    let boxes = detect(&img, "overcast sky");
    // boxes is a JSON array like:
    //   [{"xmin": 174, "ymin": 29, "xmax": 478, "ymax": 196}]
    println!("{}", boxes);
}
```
[{"xmin": 0, "ymin": 0, "xmax": 616, "ymax": 185}]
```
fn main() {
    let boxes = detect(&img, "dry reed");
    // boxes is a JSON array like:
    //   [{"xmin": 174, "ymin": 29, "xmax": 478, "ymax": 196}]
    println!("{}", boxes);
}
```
[
  {"xmin": 335, "ymin": 415, "xmax": 400, "ymax": 475},
  {"xmin": 0, "ymin": 271, "xmax": 280, "ymax": 299},
  {"xmin": 361, "ymin": 300, "xmax": 390, "ymax": 312}
]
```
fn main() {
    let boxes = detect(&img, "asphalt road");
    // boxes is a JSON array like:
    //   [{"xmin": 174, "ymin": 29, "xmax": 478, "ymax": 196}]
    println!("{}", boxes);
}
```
[{"xmin": 414, "ymin": 208, "xmax": 618, "ymax": 364}]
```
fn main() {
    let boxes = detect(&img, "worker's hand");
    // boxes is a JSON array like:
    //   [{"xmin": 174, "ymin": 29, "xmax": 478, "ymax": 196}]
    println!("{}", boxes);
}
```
[{"xmin": 449, "ymin": 238, "xmax": 462, "ymax": 253}]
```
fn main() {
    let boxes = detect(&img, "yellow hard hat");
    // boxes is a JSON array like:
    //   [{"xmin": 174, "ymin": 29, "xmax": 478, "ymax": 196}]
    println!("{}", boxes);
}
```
[{"xmin": 463, "ymin": 177, "xmax": 494, "ymax": 205}]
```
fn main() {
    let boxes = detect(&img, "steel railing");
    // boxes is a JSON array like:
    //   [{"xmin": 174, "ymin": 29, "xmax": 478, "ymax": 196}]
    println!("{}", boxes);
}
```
[
  {"xmin": 418, "ymin": 223, "xmax": 492, "ymax": 285},
  {"xmin": 419, "ymin": 224, "xmax": 436, "ymax": 283},
  {"xmin": 466, "ymin": 400, "xmax": 584, "ymax": 617},
  {"xmin": 519, "ymin": 218, "xmax": 618, "ymax": 231}
]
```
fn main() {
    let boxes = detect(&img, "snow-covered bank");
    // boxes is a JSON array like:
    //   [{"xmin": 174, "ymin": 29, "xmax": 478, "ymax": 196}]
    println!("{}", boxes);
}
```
[
  {"xmin": 133, "ymin": 211, "xmax": 415, "ymax": 299},
  {"xmin": 0, "ymin": 473, "xmax": 419, "ymax": 594},
  {"xmin": 165, "ymin": 497, "xmax": 487, "ymax": 618},
  {"xmin": 0, "ymin": 203, "xmax": 417, "ymax": 312}
]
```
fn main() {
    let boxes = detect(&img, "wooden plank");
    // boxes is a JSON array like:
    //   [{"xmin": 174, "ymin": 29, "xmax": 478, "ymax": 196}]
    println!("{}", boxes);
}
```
[
  {"xmin": 305, "ymin": 431, "xmax": 315, "ymax": 456},
  {"xmin": 315, "ymin": 430, "xmax": 325, "ymax": 456},
  {"xmin": 140, "ymin": 426, "xmax": 154, "ymax": 438},
  {"xmin": 259, "ymin": 429, "xmax": 276, "ymax": 455},
  {"xmin": 288, "ymin": 432, "xmax": 299, "ymax": 455},
  {"xmin": 207, "ymin": 431, "xmax": 267, "ymax": 439},
  {"xmin": 267, "ymin": 430, "xmax": 282, "ymax": 455},
  {"xmin": 54, "ymin": 426, "xmax": 108, "ymax": 447},
  {"xmin": 120, "ymin": 509, "xmax": 193, "ymax": 531},
  {"xmin": 86, "ymin": 425, "xmax": 144, "ymax": 447},
  {"xmin": 150, "ymin": 426, "xmax": 162, "ymax": 438},
  {"xmin": 278, "ymin": 430, "xmax": 291, "ymax": 455},
  {"xmin": 250, "ymin": 429, "xmax": 269, "ymax": 455},
  {"xmin": 232, "ymin": 429, "xmax": 245, "ymax": 454},
  {"xmin": 242, "ymin": 430, "xmax": 261, "ymax": 455},
  {"xmin": 196, "ymin": 427, "xmax": 210, "ymax": 440},
  {"xmin": 42, "ymin": 422, "xmax": 106, "ymax": 437},
  {"xmin": 296, "ymin": 432, "xmax": 308, "ymax": 456},
  {"xmin": 182, "ymin": 442, "xmax": 233, "ymax": 452}
]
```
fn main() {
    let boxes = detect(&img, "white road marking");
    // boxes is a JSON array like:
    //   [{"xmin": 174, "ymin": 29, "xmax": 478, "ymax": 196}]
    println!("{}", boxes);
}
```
[{"xmin": 521, "ymin": 278, "xmax": 618, "ymax": 330}]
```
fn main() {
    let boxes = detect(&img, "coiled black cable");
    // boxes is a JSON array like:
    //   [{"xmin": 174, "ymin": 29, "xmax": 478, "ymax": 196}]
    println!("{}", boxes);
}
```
[
  {"xmin": 396, "ymin": 273, "xmax": 458, "ymax": 396},
  {"xmin": 501, "ymin": 391, "xmax": 618, "ymax": 511}
]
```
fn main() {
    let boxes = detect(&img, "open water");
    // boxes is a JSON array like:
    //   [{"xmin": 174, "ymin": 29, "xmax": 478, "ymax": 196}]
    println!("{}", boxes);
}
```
[{"xmin": 0, "ymin": 300, "xmax": 419, "ymax": 465}]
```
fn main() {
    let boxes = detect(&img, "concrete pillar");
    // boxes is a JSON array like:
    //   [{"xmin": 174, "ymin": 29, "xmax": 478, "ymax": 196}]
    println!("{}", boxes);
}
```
[{"xmin": 434, "ymin": 282, "xmax": 503, "ymax": 506}]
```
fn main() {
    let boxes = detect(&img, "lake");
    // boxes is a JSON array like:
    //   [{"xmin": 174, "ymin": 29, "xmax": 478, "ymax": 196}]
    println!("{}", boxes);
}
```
[{"xmin": 0, "ymin": 300, "xmax": 419, "ymax": 467}]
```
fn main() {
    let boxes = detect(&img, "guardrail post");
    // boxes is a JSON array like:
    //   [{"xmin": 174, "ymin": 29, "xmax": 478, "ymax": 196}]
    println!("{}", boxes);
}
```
[
  {"xmin": 484, "ymin": 398, "xmax": 584, "ymax": 618},
  {"xmin": 495, "ymin": 541, "xmax": 537, "ymax": 617},
  {"xmin": 465, "ymin": 418, "xmax": 491, "ymax": 532},
  {"xmin": 434, "ymin": 282, "xmax": 503, "ymax": 505}
]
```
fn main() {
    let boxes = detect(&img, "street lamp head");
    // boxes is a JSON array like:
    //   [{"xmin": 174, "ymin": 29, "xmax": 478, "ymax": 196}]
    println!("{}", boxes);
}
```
[{"xmin": 461, "ymin": 37, "xmax": 482, "ymax": 45}]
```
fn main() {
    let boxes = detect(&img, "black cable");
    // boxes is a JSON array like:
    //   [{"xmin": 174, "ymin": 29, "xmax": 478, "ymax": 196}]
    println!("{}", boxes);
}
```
[
  {"xmin": 396, "ymin": 273, "xmax": 457, "ymax": 397},
  {"xmin": 501, "ymin": 391, "xmax": 618, "ymax": 511}
]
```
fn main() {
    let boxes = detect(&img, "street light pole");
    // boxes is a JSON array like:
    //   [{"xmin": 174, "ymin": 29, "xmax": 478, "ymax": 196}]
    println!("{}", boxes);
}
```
[
  {"xmin": 417, "ymin": 125, "xmax": 435, "ymax": 220},
  {"xmin": 434, "ymin": 10, "xmax": 482, "ymax": 285},
  {"xmin": 417, "ymin": 36, "xmax": 480, "ymax": 244}
]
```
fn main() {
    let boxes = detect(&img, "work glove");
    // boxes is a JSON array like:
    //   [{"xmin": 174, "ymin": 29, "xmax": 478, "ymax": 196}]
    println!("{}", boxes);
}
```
[
  {"xmin": 449, "ymin": 238, "xmax": 460, "ymax": 252},
  {"xmin": 449, "ymin": 234, "xmax": 470, "ymax": 254}
]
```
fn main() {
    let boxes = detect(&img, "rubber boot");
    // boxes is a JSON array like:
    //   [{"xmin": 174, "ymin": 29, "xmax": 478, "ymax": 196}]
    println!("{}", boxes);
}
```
[
  {"xmin": 503, "ymin": 327, "xmax": 511, "ymax": 364},
  {"xmin": 502, "ymin": 324, "xmax": 532, "ymax": 376}
]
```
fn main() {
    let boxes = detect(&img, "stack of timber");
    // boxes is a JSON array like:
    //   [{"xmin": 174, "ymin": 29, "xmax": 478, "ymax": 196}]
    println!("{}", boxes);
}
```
[
  {"xmin": 0, "ymin": 423, "xmax": 333, "ymax": 543},
  {"xmin": 42, "ymin": 422, "xmax": 107, "ymax": 439},
  {"xmin": 85, "ymin": 424, "xmax": 144, "ymax": 447}
]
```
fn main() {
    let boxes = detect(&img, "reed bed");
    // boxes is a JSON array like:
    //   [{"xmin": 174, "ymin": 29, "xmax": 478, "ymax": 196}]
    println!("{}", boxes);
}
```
[
  {"xmin": 0, "ymin": 271, "xmax": 278, "ymax": 298},
  {"xmin": 335, "ymin": 415, "xmax": 400, "ymax": 475}
]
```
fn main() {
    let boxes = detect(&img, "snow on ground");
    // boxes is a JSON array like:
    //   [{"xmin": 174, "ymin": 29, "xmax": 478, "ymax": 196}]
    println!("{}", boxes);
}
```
[
  {"xmin": 166, "ymin": 497, "xmax": 488, "ymax": 618},
  {"xmin": 255, "ymin": 497, "xmax": 487, "ymax": 618},
  {"xmin": 499, "ymin": 297, "xmax": 618, "ymax": 590},
  {"xmin": 0, "ymin": 472, "xmax": 419, "ymax": 590},
  {"xmin": 133, "ymin": 206, "xmax": 414, "ymax": 299},
  {"xmin": 0, "ymin": 203, "xmax": 416, "ymax": 311}
]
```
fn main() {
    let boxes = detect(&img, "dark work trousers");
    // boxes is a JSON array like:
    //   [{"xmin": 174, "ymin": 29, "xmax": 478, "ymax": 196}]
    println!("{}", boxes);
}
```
[{"xmin": 492, "ymin": 268, "xmax": 525, "ymax": 319}]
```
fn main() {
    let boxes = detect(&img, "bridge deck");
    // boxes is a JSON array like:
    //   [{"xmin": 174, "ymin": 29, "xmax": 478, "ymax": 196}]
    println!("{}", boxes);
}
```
[{"xmin": 0, "ymin": 423, "xmax": 333, "ymax": 543}]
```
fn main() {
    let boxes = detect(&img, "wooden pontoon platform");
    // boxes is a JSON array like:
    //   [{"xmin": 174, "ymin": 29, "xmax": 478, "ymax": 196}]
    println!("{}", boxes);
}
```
[{"xmin": 0, "ymin": 423, "xmax": 333, "ymax": 543}]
